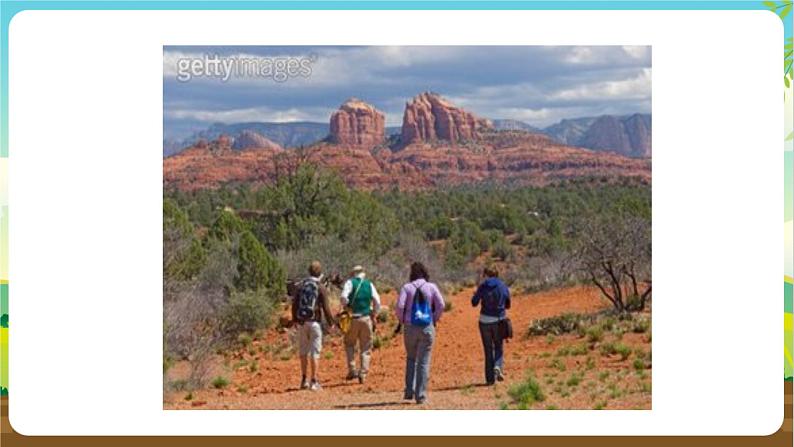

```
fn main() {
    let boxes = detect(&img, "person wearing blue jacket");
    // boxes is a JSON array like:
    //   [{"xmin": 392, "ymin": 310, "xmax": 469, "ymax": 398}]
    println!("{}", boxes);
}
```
[{"xmin": 471, "ymin": 266, "xmax": 511, "ymax": 385}]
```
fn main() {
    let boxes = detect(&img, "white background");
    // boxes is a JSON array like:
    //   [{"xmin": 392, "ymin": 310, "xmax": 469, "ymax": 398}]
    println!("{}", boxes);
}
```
[{"xmin": 7, "ymin": 9, "xmax": 783, "ymax": 436}]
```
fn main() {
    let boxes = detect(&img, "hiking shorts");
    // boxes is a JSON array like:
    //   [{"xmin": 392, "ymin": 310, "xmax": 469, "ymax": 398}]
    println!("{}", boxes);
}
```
[{"xmin": 297, "ymin": 321, "xmax": 322, "ymax": 358}]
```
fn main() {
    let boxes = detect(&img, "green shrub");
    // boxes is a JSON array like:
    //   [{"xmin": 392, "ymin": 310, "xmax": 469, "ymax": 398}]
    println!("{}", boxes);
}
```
[
  {"xmin": 600, "ymin": 342, "xmax": 617, "ymax": 356},
  {"xmin": 585, "ymin": 326, "xmax": 604, "ymax": 343},
  {"xmin": 632, "ymin": 318, "xmax": 651, "ymax": 334},
  {"xmin": 211, "ymin": 376, "xmax": 229, "ymax": 389},
  {"xmin": 237, "ymin": 332, "xmax": 253, "ymax": 347},
  {"xmin": 566, "ymin": 372, "xmax": 583, "ymax": 387},
  {"xmin": 492, "ymin": 238, "xmax": 514, "ymax": 261},
  {"xmin": 527, "ymin": 313, "xmax": 585, "ymax": 336},
  {"xmin": 585, "ymin": 356, "xmax": 596, "ymax": 370},
  {"xmin": 549, "ymin": 358, "xmax": 567, "ymax": 372},
  {"xmin": 615, "ymin": 343, "xmax": 632, "ymax": 360},
  {"xmin": 569, "ymin": 343, "xmax": 589, "ymax": 356},
  {"xmin": 507, "ymin": 375, "xmax": 545, "ymax": 407},
  {"xmin": 221, "ymin": 288, "xmax": 277, "ymax": 339}
]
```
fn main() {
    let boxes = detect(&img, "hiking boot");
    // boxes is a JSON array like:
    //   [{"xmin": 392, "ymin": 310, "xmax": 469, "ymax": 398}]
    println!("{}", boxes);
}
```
[
  {"xmin": 403, "ymin": 391, "xmax": 414, "ymax": 400},
  {"xmin": 300, "ymin": 376, "xmax": 309, "ymax": 390},
  {"xmin": 494, "ymin": 367, "xmax": 505, "ymax": 382},
  {"xmin": 358, "ymin": 374, "xmax": 366, "ymax": 384},
  {"xmin": 345, "ymin": 371, "xmax": 359, "ymax": 381},
  {"xmin": 416, "ymin": 397, "xmax": 427, "ymax": 405},
  {"xmin": 309, "ymin": 379, "xmax": 322, "ymax": 391}
]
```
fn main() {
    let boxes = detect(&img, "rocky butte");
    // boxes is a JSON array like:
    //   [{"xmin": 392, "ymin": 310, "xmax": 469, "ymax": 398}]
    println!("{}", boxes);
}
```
[
  {"xmin": 164, "ymin": 94, "xmax": 651, "ymax": 191},
  {"xmin": 401, "ymin": 92, "xmax": 493, "ymax": 145},
  {"xmin": 328, "ymin": 98, "xmax": 386, "ymax": 147}
]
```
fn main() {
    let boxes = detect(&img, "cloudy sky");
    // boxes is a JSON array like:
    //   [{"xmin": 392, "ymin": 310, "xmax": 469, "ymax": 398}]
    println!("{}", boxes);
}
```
[{"xmin": 163, "ymin": 45, "xmax": 651, "ymax": 141}]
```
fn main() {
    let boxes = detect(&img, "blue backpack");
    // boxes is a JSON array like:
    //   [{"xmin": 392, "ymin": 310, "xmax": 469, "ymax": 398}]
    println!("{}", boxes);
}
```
[{"xmin": 410, "ymin": 284, "xmax": 433, "ymax": 326}]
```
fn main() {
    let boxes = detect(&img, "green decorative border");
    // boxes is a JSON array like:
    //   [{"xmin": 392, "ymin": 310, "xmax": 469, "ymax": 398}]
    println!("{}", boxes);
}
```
[{"xmin": 0, "ymin": 0, "xmax": 791, "ymax": 400}]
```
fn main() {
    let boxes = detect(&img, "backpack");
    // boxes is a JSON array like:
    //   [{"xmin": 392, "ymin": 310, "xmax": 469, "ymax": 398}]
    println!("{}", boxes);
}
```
[
  {"xmin": 410, "ymin": 284, "xmax": 433, "ymax": 327},
  {"xmin": 296, "ymin": 278, "xmax": 319, "ymax": 322},
  {"xmin": 481, "ymin": 286, "xmax": 502, "ymax": 315}
]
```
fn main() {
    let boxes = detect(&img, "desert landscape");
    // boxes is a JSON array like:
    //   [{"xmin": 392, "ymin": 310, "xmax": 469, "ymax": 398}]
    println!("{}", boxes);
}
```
[
  {"xmin": 163, "ymin": 46, "xmax": 651, "ymax": 411},
  {"xmin": 164, "ymin": 284, "xmax": 651, "ymax": 410}
]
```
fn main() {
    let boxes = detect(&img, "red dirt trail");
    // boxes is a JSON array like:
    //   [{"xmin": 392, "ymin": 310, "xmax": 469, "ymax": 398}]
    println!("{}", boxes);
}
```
[{"xmin": 164, "ymin": 285, "xmax": 652, "ymax": 410}]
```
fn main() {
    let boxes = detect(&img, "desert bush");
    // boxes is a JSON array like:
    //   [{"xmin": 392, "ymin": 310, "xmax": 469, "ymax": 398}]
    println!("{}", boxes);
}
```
[
  {"xmin": 576, "ymin": 215, "xmax": 651, "ymax": 312},
  {"xmin": 569, "ymin": 343, "xmax": 589, "ymax": 356},
  {"xmin": 601, "ymin": 342, "xmax": 631, "ymax": 360},
  {"xmin": 566, "ymin": 372, "xmax": 583, "ymax": 387},
  {"xmin": 632, "ymin": 318, "xmax": 651, "ymax": 334},
  {"xmin": 527, "ymin": 313, "xmax": 586, "ymax": 336},
  {"xmin": 211, "ymin": 376, "xmax": 229, "ymax": 389},
  {"xmin": 507, "ymin": 374, "xmax": 545, "ymax": 407},
  {"xmin": 237, "ymin": 332, "xmax": 253, "ymax": 347},
  {"xmin": 600, "ymin": 342, "xmax": 617, "ymax": 356},
  {"xmin": 585, "ymin": 326, "xmax": 604, "ymax": 343},
  {"xmin": 491, "ymin": 237, "xmax": 514, "ymax": 261},
  {"xmin": 585, "ymin": 356, "xmax": 596, "ymax": 370},
  {"xmin": 221, "ymin": 288, "xmax": 278, "ymax": 340},
  {"xmin": 549, "ymin": 358, "xmax": 567, "ymax": 372},
  {"xmin": 615, "ymin": 343, "xmax": 632, "ymax": 360}
]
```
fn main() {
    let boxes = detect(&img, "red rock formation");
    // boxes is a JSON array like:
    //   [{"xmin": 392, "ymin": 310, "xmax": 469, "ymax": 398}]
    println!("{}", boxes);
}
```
[
  {"xmin": 329, "ymin": 98, "xmax": 385, "ymax": 147},
  {"xmin": 164, "ymin": 131, "xmax": 650, "ymax": 192},
  {"xmin": 401, "ymin": 92, "xmax": 493, "ymax": 145}
]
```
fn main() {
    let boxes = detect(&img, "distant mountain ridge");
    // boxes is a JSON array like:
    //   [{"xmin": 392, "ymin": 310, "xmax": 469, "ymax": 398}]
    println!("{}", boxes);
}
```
[
  {"xmin": 496, "ymin": 113, "xmax": 652, "ymax": 158},
  {"xmin": 165, "ymin": 113, "xmax": 651, "ymax": 159},
  {"xmin": 164, "ymin": 122, "xmax": 329, "ymax": 157},
  {"xmin": 165, "ymin": 93, "xmax": 651, "ymax": 192}
]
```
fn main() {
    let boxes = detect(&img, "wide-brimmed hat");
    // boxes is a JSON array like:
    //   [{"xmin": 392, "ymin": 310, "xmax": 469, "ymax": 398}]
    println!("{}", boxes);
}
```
[{"xmin": 351, "ymin": 265, "xmax": 364, "ymax": 274}]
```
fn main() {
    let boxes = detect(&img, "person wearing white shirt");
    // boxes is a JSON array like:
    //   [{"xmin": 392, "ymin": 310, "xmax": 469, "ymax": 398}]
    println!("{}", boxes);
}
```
[{"xmin": 340, "ymin": 265, "xmax": 381, "ymax": 383}]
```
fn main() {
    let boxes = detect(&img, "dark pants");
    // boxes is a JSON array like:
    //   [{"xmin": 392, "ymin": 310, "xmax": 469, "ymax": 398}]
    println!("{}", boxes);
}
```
[{"xmin": 479, "ymin": 321, "xmax": 504, "ymax": 384}]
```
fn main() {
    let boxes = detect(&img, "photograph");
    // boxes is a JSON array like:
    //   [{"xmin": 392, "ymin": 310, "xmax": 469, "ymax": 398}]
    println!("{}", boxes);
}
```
[{"xmin": 162, "ymin": 45, "xmax": 652, "ymax": 410}]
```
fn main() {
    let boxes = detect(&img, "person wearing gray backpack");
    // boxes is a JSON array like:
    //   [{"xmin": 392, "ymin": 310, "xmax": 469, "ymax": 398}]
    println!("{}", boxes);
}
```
[
  {"xmin": 291, "ymin": 261, "xmax": 335, "ymax": 391},
  {"xmin": 395, "ymin": 262, "xmax": 445, "ymax": 404}
]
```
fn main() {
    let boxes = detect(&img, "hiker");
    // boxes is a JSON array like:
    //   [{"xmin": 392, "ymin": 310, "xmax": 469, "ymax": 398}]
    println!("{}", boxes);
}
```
[
  {"xmin": 339, "ymin": 265, "xmax": 382, "ymax": 384},
  {"xmin": 471, "ymin": 266, "xmax": 511, "ymax": 385},
  {"xmin": 395, "ymin": 262, "xmax": 445, "ymax": 404},
  {"xmin": 291, "ymin": 261, "xmax": 335, "ymax": 391}
]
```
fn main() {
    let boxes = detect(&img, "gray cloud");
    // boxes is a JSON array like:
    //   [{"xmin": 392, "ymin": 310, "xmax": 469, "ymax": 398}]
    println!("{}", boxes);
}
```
[{"xmin": 164, "ymin": 45, "xmax": 651, "ymax": 139}]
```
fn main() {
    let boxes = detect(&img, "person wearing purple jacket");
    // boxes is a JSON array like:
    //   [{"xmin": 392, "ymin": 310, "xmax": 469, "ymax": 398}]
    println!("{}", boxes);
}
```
[{"xmin": 395, "ymin": 262, "xmax": 445, "ymax": 404}]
